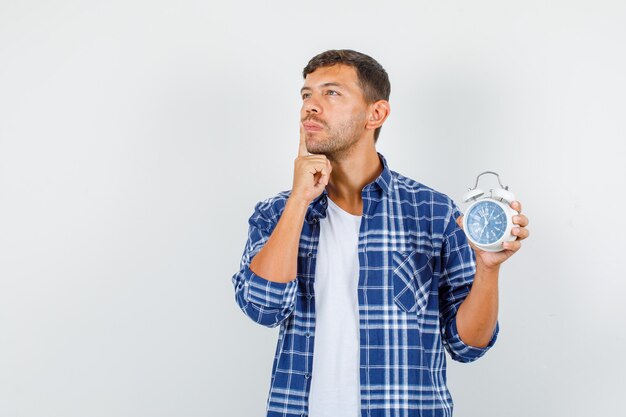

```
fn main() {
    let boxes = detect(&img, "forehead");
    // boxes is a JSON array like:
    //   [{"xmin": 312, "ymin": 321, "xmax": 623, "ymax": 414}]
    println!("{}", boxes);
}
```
[{"xmin": 302, "ymin": 64, "xmax": 360, "ymax": 89}]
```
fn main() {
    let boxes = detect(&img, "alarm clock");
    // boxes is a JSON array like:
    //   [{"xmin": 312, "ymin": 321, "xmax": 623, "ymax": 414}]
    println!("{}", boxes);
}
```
[{"xmin": 462, "ymin": 171, "xmax": 519, "ymax": 252}]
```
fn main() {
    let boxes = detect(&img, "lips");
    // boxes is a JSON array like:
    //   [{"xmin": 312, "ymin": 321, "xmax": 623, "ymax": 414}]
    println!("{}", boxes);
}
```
[{"xmin": 302, "ymin": 121, "xmax": 324, "ymax": 131}]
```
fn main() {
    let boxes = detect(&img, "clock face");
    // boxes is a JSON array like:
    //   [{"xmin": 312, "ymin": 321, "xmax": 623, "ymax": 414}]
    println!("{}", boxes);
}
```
[{"xmin": 466, "ymin": 201, "xmax": 507, "ymax": 245}]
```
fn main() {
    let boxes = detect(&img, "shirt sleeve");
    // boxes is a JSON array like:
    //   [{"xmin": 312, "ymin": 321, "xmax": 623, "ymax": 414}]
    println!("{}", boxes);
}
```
[
  {"xmin": 438, "ymin": 204, "xmax": 499, "ymax": 363},
  {"xmin": 231, "ymin": 200, "xmax": 298, "ymax": 328}
]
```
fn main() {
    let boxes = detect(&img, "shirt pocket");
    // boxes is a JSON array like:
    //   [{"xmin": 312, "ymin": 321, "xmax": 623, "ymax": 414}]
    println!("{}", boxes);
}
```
[{"xmin": 392, "ymin": 249, "xmax": 434, "ymax": 315}]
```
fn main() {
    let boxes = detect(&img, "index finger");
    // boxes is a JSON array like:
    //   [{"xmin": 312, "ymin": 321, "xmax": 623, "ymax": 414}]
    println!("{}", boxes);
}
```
[{"xmin": 298, "ymin": 126, "xmax": 310, "ymax": 157}]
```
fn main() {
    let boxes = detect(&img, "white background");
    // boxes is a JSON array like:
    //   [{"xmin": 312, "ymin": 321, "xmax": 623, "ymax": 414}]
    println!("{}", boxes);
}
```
[{"xmin": 1, "ymin": 1, "xmax": 625, "ymax": 416}]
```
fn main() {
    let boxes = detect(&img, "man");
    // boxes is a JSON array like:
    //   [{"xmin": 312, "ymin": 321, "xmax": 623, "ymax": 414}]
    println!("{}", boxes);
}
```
[{"xmin": 232, "ymin": 49, "xmax": 529, "ymax": 417}]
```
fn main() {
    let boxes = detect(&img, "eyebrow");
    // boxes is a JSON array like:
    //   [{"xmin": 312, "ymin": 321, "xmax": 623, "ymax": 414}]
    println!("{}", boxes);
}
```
[{"xmin": 300, "ymin": 82, "xmax": 344, "ymax": 94}]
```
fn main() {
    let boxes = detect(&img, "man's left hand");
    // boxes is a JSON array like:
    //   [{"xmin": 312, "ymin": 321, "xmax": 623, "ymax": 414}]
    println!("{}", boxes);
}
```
[{"xmin": 456, "ymin": 200, "xmax": 530, "ymax": 270}]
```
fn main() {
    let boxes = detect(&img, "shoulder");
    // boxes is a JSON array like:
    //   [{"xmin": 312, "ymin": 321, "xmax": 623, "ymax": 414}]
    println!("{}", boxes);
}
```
[
  {"xmin": 390, "ymin": 170, "xmax": 463, "ymax": 238},
  {"xmin": 391, "ymin": 170, "xmax": 457, "ymax": 213}
]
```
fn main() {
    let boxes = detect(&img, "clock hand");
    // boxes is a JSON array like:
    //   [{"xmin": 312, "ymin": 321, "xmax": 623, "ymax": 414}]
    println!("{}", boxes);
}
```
[{"xmin": 478, "ymin": 220, "xmax": 488, "ymax": 240}]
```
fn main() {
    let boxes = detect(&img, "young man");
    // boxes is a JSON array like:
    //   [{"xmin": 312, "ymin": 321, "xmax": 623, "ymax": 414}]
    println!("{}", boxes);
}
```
[{"xmin": 232, "ymin": 49, "xmax": 529, "ymax": 417}]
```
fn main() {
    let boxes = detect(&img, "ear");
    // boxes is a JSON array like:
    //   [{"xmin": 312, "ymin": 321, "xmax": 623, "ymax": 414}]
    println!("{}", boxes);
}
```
[{"xmin": 365, "ymin": 100, "xmax": 391, "ymax": 131}]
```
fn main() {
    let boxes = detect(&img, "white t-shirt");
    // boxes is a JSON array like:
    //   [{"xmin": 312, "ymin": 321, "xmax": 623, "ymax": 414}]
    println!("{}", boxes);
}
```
[{"xmin": 308, "ymin": 197, "xmax": 362, "ymax": 417}]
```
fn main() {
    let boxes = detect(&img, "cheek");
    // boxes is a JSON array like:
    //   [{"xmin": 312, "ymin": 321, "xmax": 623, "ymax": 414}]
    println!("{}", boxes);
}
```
[{"xmin": 351, "ymin": 108, "xmax": 368, "ymax": 125}]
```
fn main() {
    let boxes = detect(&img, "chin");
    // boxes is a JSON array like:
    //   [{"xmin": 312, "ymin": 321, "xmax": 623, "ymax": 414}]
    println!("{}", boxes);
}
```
[
  {"xmin": 307, "ymin": 144, "xmax": 330, "ymax": 155},
  {"xmin": 306, "ymin": 141, "xmax": 327, "ymax": 155}
]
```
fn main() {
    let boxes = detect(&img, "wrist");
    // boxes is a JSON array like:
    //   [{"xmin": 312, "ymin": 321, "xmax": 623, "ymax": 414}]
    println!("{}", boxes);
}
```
[
  {"xmin": 286, "ymin": 194, "xmax": 311, "ymax": 211},
  {"xmin": 475, "ymin": 258, "xmax": 500, "ymax": 277}
]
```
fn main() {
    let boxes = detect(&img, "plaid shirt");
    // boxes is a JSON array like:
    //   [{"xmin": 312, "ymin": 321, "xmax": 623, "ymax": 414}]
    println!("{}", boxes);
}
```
[{"xmin": 232, "ymin": 153, "xmax": 498, "ymax": 417}]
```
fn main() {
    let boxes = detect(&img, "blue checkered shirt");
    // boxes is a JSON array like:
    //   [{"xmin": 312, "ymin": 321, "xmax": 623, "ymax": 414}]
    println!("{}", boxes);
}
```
[{"xmin": 232, "ymin": 153, "xmax": 498, "ymax": 417}]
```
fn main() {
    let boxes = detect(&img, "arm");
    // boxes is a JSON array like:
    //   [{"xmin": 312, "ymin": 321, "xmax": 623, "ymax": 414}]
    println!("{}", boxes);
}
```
[
  {"xmin": 231, "ymin": 199, "xmax": 302, "ymax": 327},
  {"xmin": 249, "ymin": 128, "xmax": 332, "ymax": 282},
  {"xmin": 455, "ymin": 200, "xmax": 529, "ymax": 347},
  {"xmin": 231, "ymin": 128, "xmax": 332, "ymax": 327},
  {"xmin": 438, "ymin": 219, "xmax": 495, "ymax": 363},
  {"xmin": 248, "ymin": 197, "xmax": 309, "ymax": 283},
  {"xmin": 455, "ymin": 262, "xmax": 500, "ymax": 348}
]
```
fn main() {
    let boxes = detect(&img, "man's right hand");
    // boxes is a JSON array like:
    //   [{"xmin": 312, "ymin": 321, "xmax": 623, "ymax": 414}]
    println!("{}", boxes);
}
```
[{"xmin": 290, "ymin": 127, "xmax": 332, "ymax": 206}]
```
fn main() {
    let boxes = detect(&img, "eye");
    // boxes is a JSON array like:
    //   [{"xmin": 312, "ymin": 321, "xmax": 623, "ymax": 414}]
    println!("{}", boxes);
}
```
[
  {"xmin": 301, "ymin": 92, "xmax": 311, "ymax": 100},
  {"xmin": 325, "ymin": 90, "xmax": 339, "ymax": 96}
]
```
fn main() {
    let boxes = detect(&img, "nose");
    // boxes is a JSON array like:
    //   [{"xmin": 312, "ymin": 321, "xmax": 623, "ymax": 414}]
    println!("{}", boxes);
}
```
[{"xmin": 302, "ymin": 96, "xmax": 321, "ymax": 114}]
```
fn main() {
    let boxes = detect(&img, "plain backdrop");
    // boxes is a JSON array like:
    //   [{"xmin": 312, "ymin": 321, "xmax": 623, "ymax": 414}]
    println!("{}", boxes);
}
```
[{"xmin": 1, "ymin": 1, "xmax": 625, "ymax": 416}]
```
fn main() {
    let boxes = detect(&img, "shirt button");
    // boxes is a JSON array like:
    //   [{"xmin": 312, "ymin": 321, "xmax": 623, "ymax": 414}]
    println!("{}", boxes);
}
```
[
  {"xmin": 307, "ymin": 252, "xmax": 313, "ymax": 257},
  {"xmin": 306, "ymin": 294, "xmax": 312, "ymax": 299},
  {"xmin": 304, "ymin": 373, "xmax": 310, "ymax": 379},
  {"xmin": 312, "ymin": 218, "xmax": 318, "ymax": 223},
  {"xmin": 321, "ymin": 197, "xmax": 327, "ymax": 205},
  {"xmin": 305, "ymin": 332, "xmax": 310, "ymax": 338}
]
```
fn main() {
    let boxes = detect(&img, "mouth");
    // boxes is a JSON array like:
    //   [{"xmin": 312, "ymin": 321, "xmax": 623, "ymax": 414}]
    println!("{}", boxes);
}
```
[{"xmin": 302, "ymin": 121, "xmax": 324, "ymax": 132}]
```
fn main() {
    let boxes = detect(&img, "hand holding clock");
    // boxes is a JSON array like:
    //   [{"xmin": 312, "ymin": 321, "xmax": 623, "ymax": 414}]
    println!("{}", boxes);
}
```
[{"xmin": 456, "ymin": 200, "xmax": 530, "ymax": 270}]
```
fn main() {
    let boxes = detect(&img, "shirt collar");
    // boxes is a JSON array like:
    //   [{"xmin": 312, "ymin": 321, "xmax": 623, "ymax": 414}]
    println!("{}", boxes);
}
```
[
  {"xmin": 368, "ymin": 152, "xmax": 393, "ymax": 196},
  {"xmin": 304, "ymin": 152, "xmax": 393, "ymax": 224}
]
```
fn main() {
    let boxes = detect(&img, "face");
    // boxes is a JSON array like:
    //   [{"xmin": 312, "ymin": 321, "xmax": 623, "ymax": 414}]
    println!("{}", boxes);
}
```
[{"xmin": 300, "ymin": 64, "xmax": 370, "ymax": 158}]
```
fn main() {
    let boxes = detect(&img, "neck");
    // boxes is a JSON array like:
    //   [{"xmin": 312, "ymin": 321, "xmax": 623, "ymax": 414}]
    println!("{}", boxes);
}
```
[{"xmin": 325, "ymin": 141, "xmax": 382, "ymax": 215}]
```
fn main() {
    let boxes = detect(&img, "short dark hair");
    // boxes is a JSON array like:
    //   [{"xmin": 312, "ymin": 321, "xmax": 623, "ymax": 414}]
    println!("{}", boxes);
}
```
[{"xmin": 303, "ymin": 49, "xmax": 391, "ymax": 142}]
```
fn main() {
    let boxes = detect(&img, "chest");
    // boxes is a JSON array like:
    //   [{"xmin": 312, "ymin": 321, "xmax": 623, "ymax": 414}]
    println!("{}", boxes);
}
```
[{"xmin": 297, "ymin": 196, "xmax": 446, "ymax": 314}]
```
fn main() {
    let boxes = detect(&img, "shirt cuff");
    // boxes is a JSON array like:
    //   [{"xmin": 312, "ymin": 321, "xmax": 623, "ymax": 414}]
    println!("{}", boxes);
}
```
[
  {"xmin": 241, "ymin": 267, "xmax": 298, "ymax": 310},
  {"xmin": 445, "ymin": 316, "xmax": 499, "ymax": 363}
]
